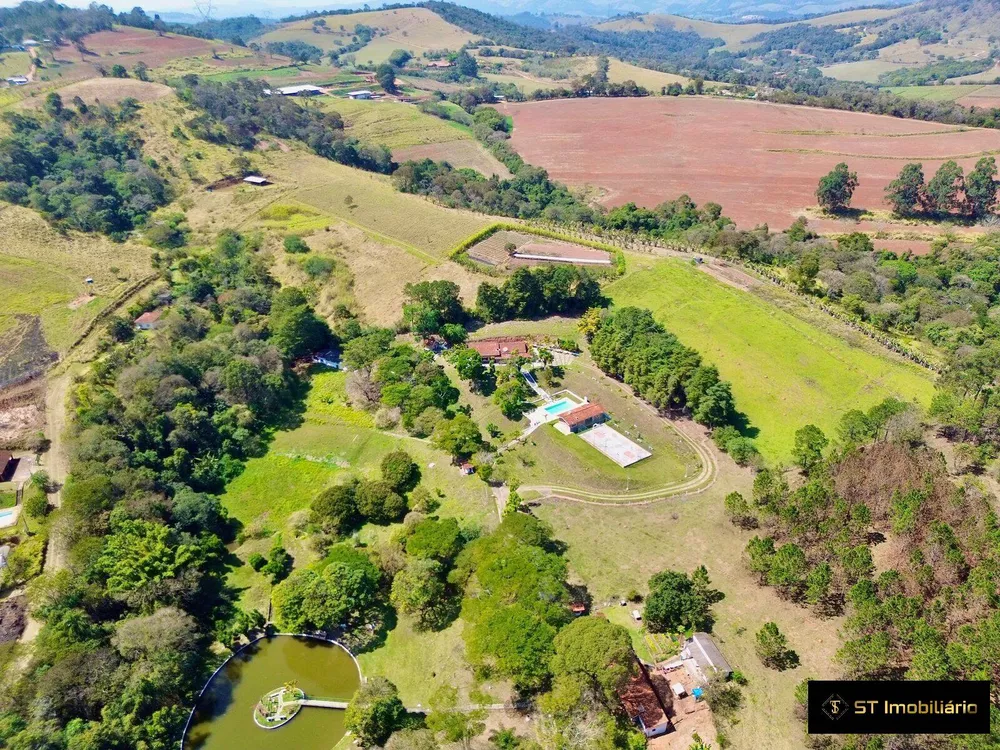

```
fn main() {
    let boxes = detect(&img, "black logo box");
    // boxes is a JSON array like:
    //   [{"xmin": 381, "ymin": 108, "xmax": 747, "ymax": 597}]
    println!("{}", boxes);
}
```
[{"xmin": 807, "ymin": 680, "xmax": 991, "ymax": 735}]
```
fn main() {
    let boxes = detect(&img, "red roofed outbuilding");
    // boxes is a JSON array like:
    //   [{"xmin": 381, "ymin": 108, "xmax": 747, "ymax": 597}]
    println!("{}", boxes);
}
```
[
  {"xmin": 557, "ymin": 402, "xmax": 607, "ymax": 434},
  {"xmin": 134, "ymin": 310, "xmax": 163, "ymax": 331},
  {"xmin": 620, "ymin": 660, "xmax": 672, "ymax": 738},
  {"xmin": 467, "ymin": 337, "xmax": 531, "ymax": 362}
]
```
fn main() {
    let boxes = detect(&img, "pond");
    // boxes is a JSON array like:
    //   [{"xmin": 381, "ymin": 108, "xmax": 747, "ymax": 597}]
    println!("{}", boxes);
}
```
[{"xmin": 184, "ymin": 635, "xmax": 361, "ymax": 750}]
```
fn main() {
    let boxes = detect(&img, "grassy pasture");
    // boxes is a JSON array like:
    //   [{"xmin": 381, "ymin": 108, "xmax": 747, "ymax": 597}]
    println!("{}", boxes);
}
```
[
  {"xmin": 259, "ymin": 7, "xmax": 476, "ymax": 65},
  {"xmin": 393, "ymin": 140, "xmax": 511, "ymax": 178},
  {"xmin": 321, "ymin": 98, "xmax": 471, "ymax": 149},
  {"xmin": 0, "ymin": 52, "xmax": 31, "ymax": 78},
  {"xmin": 885, "ymin": 84, "xmax": 978, "ymax": 102},
  {"xmin": 221, "ymin": 419, "xmax": 494, "ymax": 533},
  {"xmin": 606, "ymin": 59, "xmax": 692, "ymax": 89},
  {"xmin": 597, "ymin": 6, "xmax": 903, "ymax": 50},
  {"xmin": 821, "ymin": 59, "xmax": 909, "ymax": 83},
  {"xmin": 24, "ymin": 77, "xmax": 173, "ymax": 106},
  {"xmin": 263, "ymin": 153, "xmax": 490, "ymax": 258},
  {"xmin": 0, "ymin": 206, "xmax": 152, "ymax": 352},
  {"xmin": 608, "ymin": 257, "xmax": 935, "ymax": 461},
  {"xmin": 482, "ymin": 72, "xmax": 568, "ymax": 93},
  {"xmin": 536, "ymin": 460, "xmax": 842, "ymax": 750}
]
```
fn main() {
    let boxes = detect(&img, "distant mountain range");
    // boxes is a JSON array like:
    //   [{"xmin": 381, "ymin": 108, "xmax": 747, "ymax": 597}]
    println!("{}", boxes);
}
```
[{"xmin": 143, "ymin": 0, "xmax": 915, "ymax": 23}]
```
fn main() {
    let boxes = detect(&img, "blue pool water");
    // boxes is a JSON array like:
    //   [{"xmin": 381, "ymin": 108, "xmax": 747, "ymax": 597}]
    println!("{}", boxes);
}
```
[
  {"xmin": 543, "ymin": 398, "xmax": 575, "ymax": 416},
  {"xmin": 0, "ymin": 509, "xmax": 15, "ymax": 519}
]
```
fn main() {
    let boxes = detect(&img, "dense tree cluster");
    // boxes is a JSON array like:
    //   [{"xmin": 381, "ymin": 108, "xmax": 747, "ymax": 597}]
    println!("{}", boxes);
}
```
[
  {"xmin": 737, "ymin": 411, "xmax": 1000, "ymax": 736},
  {"xmin": 747, "ymin": 23, "xmax": 860, "ymax": 59},
  {"xmin": 272, "ymin": 544, "xmax": 382, "ymax": 632},
  {"xmin": 0, "ymin": 230, "xmax": 331, "ymax": 746},
  {"xmin": 401, "ymin": 279, "xmax": 466, "ymax": 339},
  {"xmin": 451, "ymin": 513, "xmax": 571, "ymax": 689},
  {"xmin": 643, "ymin": 566, "xmax": 723, "ymax": 634},
  {"xmin": 588, "ymin": 306, "xmax": 740, "ymax": 428},
  {"xmin": 264, "ymin": 39, "xmax": 323, "ymax": 63},
  {"xmin": 748, "ymin": 220, "xmax": 1000, "ymax": 346},
  {"xmin": 178, "ymin": 77, "xmax": 393, "ymax": 173},
  {"xmin": 0, "ymin": 95, "xmax": 169, "ymax": 236},
  {"xmin": 0, "ymin": 0, "xmax": 114, "ymax": 44},
  {"xmin": 879, "ymin": 56, "xmax": 996, "ymax": 87},
  {"xmin": 886, "ymin": 157, "xmax": 999, "ymax": 219},
  {"xmin": 424, "ymin": 1, "xmax": 723, "ymax": 69},
  {"xmin": 475, "ymin": 266, "xmax": 603, "ymax": 322},
  {"xmin": 393, "ymin": 157, "xmax": 594, "ymax": 222}
]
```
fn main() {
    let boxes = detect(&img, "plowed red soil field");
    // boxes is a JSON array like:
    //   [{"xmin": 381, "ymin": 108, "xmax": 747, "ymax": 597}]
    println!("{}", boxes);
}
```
[{"xmin": 505, "ymin": 97, "xmax": 1000, "ymax": 231}]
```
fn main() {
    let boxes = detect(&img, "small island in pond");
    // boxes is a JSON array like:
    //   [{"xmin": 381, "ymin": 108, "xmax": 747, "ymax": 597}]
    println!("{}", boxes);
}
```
[{"xmin": 253, "ymin": 684, "xmax": 305, "ymax": 729}]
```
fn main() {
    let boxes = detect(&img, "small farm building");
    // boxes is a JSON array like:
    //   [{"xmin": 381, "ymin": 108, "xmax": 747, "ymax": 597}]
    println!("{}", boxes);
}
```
[
  {"xmin": 134, "ymin": 310, "xmax": 163, "ymax": 331},
  {"xmin": 6, "ymin": 76, "xmax": 28, "ymax": 86},
  {"xmin": 556, "ymin": 403, "xmax": 607, "ymax": 434},
  {"xmin": 682, "ymin": 632, "xmax": 732, "ymax": 683},
  {"xmin": 458, "ymin": 462, "xmax": 475, "ymax": 475},
  {"xmin": 243, "ymin": 175, "xmax": 271, "ymax": 186},
  {"xmin": 278, "ymin": 85, "xmax": 324, "ymax": 96},
  {"xmin": 426, "ymin": 60, "xmax": 453, "ymax": 68},
  {"xmin": 347, "ymin": 90, "xmax": 373, "ymax": 99},
  {"xmin": 619, "ymin": 661, "xmax": 672, "ymax": 738},
  {"xmin": 467, "ymin": 337, "xmax": 531, "ymax": 362}
]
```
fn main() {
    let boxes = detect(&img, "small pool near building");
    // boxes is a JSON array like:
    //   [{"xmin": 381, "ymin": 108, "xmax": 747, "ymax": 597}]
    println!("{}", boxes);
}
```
[{"xmin": 543, "ymin": 398, "xmax": 575, "ymax": 416}]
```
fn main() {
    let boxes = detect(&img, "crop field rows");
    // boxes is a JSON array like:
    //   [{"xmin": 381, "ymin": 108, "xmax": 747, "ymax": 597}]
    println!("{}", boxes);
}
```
[{"xmin": 506, "ymin": 96, "xmax": 1000, "ymax": 231}]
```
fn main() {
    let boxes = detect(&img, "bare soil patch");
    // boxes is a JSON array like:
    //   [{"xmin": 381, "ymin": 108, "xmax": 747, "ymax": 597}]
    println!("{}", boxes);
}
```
[
  {"xmin": 67, "ymin": 294, "xmax": 96, "ymax": 310},
  {"xmin": 467, "ymin": 229, "xmax": 610, "ymax": 269},
  {"xmin": 0, "ymin": 597, "xmax": 26, "ymax": 643},
  {"xmin": 47, "ymin": 77, "xmax": 173, "ymax": 105},
  {"xmin": 79, "ymin": 28, "xmax": 220, "ymax": 66},
  {"xmin": 957, "ymin": 84, "xmax": 1000, "ymax": 110},
  {"xmin": 506, "ymin": 97, "xmax": 1000, "ymax": 230}
]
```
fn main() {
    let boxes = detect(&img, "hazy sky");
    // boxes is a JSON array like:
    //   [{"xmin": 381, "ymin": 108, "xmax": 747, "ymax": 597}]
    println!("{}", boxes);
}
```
[{"xmin": 0, "ymin": 0, "xmax": 356, "ymax": 16}]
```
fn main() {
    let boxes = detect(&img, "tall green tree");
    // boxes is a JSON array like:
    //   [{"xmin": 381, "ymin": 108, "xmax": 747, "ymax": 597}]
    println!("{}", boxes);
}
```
[
  {"xmin": 345, "ymin": 677, "xmax": 406, "ymax": 748},
  {"xmin": 551, "ymin": 617, "xmax": 637, "ymax": 705},
  {"xmin": 792, "ymin": 424, "xmax": 828, "ymax": 472},
  {"xmin": 965, "ymin": 156, "xmax": 998, "ymax": 218},
  {"xmin": 375, "ymin": 62, "xmax": 398, "ymax": 93},
  {"xmin": 925, "ymin": 160, "xmax": 965, "ymax": 214},
  {"xmin": 816, "ymin": 162, "xmax": 858, "ymax": 213},
  {"xmin": 884, "ymin": 162, "xmax": 925, "ymax": 216}
]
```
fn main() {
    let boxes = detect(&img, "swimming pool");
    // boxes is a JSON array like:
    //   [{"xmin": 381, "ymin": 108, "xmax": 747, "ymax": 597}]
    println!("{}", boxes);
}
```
[
  {"xmin": 0, "ymin": 509, "xmax": 15, "ymax": 519},
  {"xmin": 543, "ymin": 398, "xmax": 575, "ymax": 416}
]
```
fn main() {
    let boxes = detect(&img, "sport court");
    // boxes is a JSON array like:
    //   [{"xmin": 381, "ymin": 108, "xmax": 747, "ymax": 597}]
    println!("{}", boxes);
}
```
[{"xmin": 579, "ymin": 423, "xmax": 652, "ymax": 468}]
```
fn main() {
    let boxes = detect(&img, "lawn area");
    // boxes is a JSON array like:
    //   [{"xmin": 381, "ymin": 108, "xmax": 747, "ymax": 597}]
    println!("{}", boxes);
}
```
[
  {"xmin": 321, "ymin": 98, "xmax": 471, "ymax": 149},
  {"xmin": 303, "ymin": 369, "xmax": 376, "ymax": 429},
  {"xmin": 0, "ymin": 52, "xmax": 31, "ymax": 78},
  {"xmin": 221, "ymin": 421, "xmax": 494, "ymax": 532},
  {"xmin": 356, "ymin": 618, "xmax": 488, "ymax": 707},
  {"xmin": 440, "ymin": 359, "xmax": 526, "ymax": 440},
  {"xmin": 536, "ymin": 457, "xmax": 841, "ymax": 750},
  {"xmin": 496, "ymin": 364, "xmax": 699, "ymax": 496},
  {"xmin": 608, "ymin": 257, "xmax": 935, "ymax": 461}
]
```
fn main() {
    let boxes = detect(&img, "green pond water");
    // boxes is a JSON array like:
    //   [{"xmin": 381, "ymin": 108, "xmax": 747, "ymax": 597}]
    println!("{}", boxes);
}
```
[{"xmin": 184, "ymin": 635, "xmax": 361, "ymax": 750}]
